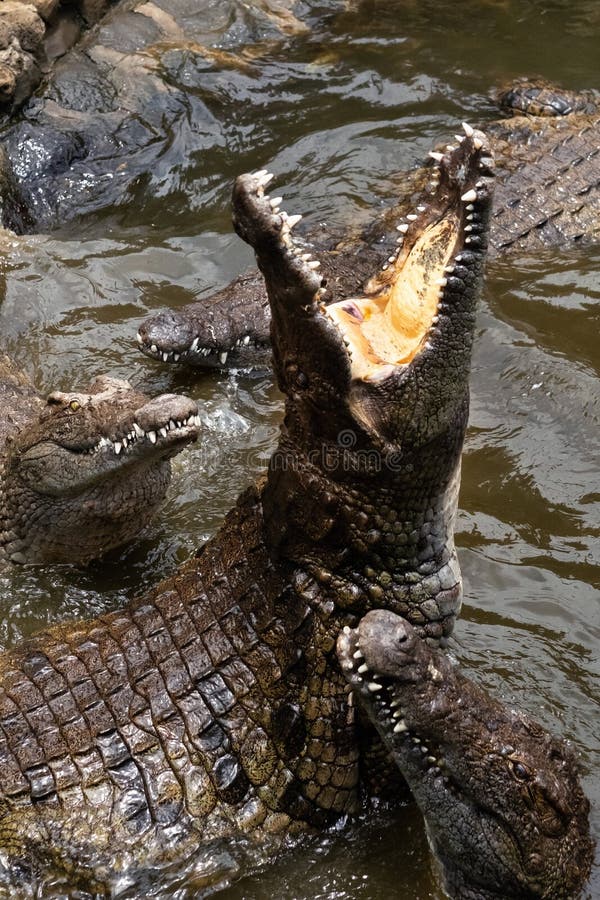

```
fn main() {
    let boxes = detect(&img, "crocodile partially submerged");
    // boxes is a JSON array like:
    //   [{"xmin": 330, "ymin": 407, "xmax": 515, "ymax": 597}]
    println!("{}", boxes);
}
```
[
  {"xmin": 337, "ymin": 610, "xmax": 593, "ymax": 900},
  {"xmin": 137, "ymin": 79, "xmax": 600, "ymax": 371},
  {"xmin": 0, "ymin": 130, "xmax": 494, "ymax": 894},
  {"xmin": 0, "ymin": 354, "xmax": 201, "ymax": 566}
]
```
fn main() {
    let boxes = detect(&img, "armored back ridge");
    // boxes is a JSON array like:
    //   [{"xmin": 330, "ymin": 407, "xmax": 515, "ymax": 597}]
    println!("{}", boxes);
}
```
[{"xmin": 0, "ymin": 130, "xmax": 494, "ymax": 894}]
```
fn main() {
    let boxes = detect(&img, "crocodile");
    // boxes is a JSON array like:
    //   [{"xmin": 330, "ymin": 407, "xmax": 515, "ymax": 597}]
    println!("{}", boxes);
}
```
[
  {"xmin": 0, "ymin": 129, "xmax": 494, "ymax": 894},
  {"xmin": 337, "ymin": 610, "xmax": 593, "ymax": 900},
  {"xmin": 0, "ymin": 354, "xmax": 201, "ymax": 566},
  {"xmin": 137, "ymin": 78, "xmax": 600, "ymax": 371}
]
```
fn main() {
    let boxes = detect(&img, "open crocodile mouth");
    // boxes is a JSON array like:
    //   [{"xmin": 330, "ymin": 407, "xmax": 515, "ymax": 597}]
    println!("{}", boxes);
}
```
[{"xmin": 234, "ymin": 124, "xmax": 494, "ymax": 384}]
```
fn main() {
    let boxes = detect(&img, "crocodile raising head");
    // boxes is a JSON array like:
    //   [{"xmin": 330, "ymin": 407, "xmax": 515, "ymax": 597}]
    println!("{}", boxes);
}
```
[
  {"xmin": 0, "ymin": 128, "xmax": 494, "ymax": 893},
  {"xmin": 0, "ymin": 364, "xmax": 201, "ymax": 565},
  {"xmin": 337, "ymin": 610, "xmax": 593, "ymax": 900}
]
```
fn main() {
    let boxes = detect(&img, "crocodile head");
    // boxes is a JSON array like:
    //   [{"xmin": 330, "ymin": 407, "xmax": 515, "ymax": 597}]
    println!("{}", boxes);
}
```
[
  {"xmin": 0, "ymin": 375, "xmax": 201, "ymax": 565},
  {"xmin": 232, "ymin": 127, "xmax": 494, "ymax": 642},
  {"xmin": 337, "ymin": 610, "xmax": 594, "ymax": 900},
  {"xmin": 136, "ymin": 274, "xmax": 271, "ymax": 370}
]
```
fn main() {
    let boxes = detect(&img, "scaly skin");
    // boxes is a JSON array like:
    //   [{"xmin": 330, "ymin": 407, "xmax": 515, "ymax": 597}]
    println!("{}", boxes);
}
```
[
  {"xmin": 138, "ymin": 79, "xmax": 600, "ymax": 371},
  {"xmin": 0, "ymin": 356, "xmax": 200, "ymax": 565},
  {"xmin": 0, "ymin": 129, "xmax": 494, "ymax": 894},
  {"xmin": 337, "ymin": 610, "xmax": 593, "ymax": 900}
]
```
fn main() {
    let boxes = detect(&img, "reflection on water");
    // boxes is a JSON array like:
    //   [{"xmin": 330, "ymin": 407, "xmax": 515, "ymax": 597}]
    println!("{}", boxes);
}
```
[{"xmin": 0, "ymin": 0, "xmax": 598, "ymax": 896}]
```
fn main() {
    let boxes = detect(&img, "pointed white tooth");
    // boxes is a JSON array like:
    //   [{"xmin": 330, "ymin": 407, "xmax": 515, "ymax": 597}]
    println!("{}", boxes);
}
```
[
  {"xmin": 258, "ymin": 172, "xmax": 274, "ymax": 187},
  {"xmin": 367, "ymin": 682, "xmax": 382, "ymax": 692},
  {"xmin": 148, "ymin": 431, "xmax": 157, "ymax": 444},
  {"xmin": 160, "ymin": 427, "xmax": 168, "ymax": 438},
  {"xmin": 394, "ymin": 721, "xmax": 407, "ymax": 733},
  {"xmin": 353, "ymin": 649, "xmax": 364, "ymax": 660},
  {"xmin": 286, "ymin": 213, "xmax": 302, "ymax": 228},
  {"xmin": 406, "ymin": 214, "xmax": 418, "ymax": 221},
  {"xmin": 307, "ymin": 260, "xmax": 321, "ymax": 269},
  {"xmin": 473, "ymin": 137, "xmax": 483, "ymax": 150},
  {"xmin": 122, "ymin": 437, "xmax": 128, "ymax": 448},
  {"xmin": 150, "ymin": 344, "xmax": 158, "ymax": 353},
  {"xmin": 194, "ymin": 414, "xmax": 202, "ymax": 426},
  {"xmin": 133, "ymin": 423, "xmax": 144, "ymax": 438},
  {"xmin": 462, "ymin": 121, "xmax": 474, "ymax": 137},
  {"xmin": 270, "ymin": 196, "xmax": 283, "ymax": 208},
  {"xmin": 191, "ymin": 337, "xmax": 200, "ymax": 352},
  {"xmin": 173, "ymin": 353, "xmax": 180, "ymax": 362},
  {"xmin": 446, "ymin": 144, "xmax": 456, "ymax": 152},
  {"xmin": 466, "ymin": 214, "xmax": 474, "ymax": 221},
  {"xmin": 428, "ymin": 151, "xmax": 444, "ymax": 161},
  {"xmin": 136, "ymin": 331, "xmax": 143, "ymax": 344},
  {"xmin": 397, "ymin": 223, "xmax": 409, "ymax": 233},
  {"xmin": 466, "ymin": 203, "xmax": 474, "ymax": 211},
  {"xmin": 393, "ymin": 709, "xmax": 403, "ymax": 719},
  {"xmin": 461, "ymin": 188, "xmax": 477, "ymax": 203},
  {"xmin": 454, "ymin": 134, "xmax": 465, "ymax": 143},
  {"xmin": 219, "ymin": 351, "xmax": 228, "ymax": 364},
  {"xmin": 388, "ymin": 255, "xmax": 396, "ymax": 264},
  {"xmin": 437, "ymin": 277, "xmax": 448, "ymax": 286},
  {"xmin": 169, "ymin": 419, "xmax": 176, "ymax": 430},
  {"xmin": 254, "ymin": 169, "xmax": 268, "ymax": 178},
  {"xmin": 357, "ymin": 664, "xmax": 369, "ymax": 674},
  {"xmin": 464, "ymin": 225, "xmax": 473, "ymax": 232},
  {"xmin": 390, "ymin": 698, "xmax": 401, "ymax": 708},
  {"xmin": 162, "ymin": 352, "xmax": 169, "ymax": 362},
  {"xmin": 114, "ymin": 442, "xmax": 122, "ymax": 455},
  {"xmin": 417, "ymin": 205, "xmax": 426, "ymax": 212}
]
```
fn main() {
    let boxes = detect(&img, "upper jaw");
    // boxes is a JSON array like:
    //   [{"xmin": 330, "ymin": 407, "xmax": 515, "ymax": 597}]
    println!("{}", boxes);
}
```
[{"xmin": 232, "ymin": 125, "xmax": 494, "ymax": 387}]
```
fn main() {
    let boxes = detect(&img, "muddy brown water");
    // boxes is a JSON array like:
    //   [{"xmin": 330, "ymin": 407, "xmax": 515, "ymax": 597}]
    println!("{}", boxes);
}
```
[{"xmin": 0, "ymin": 0, "xmax": 598, "ymax": 896}]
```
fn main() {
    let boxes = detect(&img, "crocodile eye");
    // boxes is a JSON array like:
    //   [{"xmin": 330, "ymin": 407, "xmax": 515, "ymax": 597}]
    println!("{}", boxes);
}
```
[
  {"xmin": 509, "ymin": 759, "xmax": 532, "ymax": 782},
  {"xmin": 69, "ymin": 400, "xmax": 81, "ymax": 412},
  {"xmin": 296, "ymin": 371, "xmax": 308, "ymax": 389}
]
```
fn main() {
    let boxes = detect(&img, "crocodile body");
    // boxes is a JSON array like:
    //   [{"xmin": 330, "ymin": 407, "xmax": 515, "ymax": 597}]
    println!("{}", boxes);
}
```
[
  {"xmin": 0, "ymin": 354, "xmax": 200, "ymax": 566},
  {"xmin": 337, "ymin": 610, "xmax": 593, "ymax": 899},
  {"xmin": 0, "ymin": 131, "xmax": 495, "ymax": 894},
  {"xmin": 138, "ymin": 80, "xmax": 600, "ymax": 370}
]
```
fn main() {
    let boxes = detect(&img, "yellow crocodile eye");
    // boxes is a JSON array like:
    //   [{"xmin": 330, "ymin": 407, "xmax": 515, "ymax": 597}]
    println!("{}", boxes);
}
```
[{"xmin": 69, "ymin": 400, "xmax": 80, "ymax": 412}]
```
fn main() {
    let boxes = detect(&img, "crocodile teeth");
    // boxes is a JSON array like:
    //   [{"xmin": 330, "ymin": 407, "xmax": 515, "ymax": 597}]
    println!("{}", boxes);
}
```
[
  {"xmin": 150, "ymin": 344, "xmax": 158, "ymax": 353},
  {"xmin": 393, "ymin": 721, "xmax": 407, "ymax": 733},
  {"xmin": 367, "ymin": 682, "xmax": 382, "ymax": 692},
  {"xmin": 286, "ymin": 213, "xmax": 303, "ymax": 228},
  {"xmin": 148, "ymin": 431, "xmax": 157, "ymax": 444},
  {"xmin": 159, "ymin": 427, "xmax": 168, "ymax": 438},
  {"xmin": 406, "ymin": 214, "xmax": 418, "ymax": 221},
  {"xmin": 397, "ymin": 223, "xmax": 409, "ymax": 233},
  {"xmin": 114, "ymin": 442, "xmax": 122, "ymax": 455},
  {"xmin": 353, "ymin": 649, "xmax": 364, "ymax": 659},
  {"xmin": 133, "ymin": 423, "xmax": 144, "ymax": 438},
  {"xmin": 461, "ymin": 188, "xmax": 478, "ymax": 203},
  {"xmin": 136, "ymin": 332, "xmax": 143, "ymax": 344},
  {"xmin": 428, "ymin": 151, "xmax": 444, "ymax": 162},
  {"xmin": 270, "ymin": 196, "xmax": 283, "ymax": 208},
  {"xmin": 462, "ymin": 121, "xmax": 474, "ymax": 137},
  {"xmin": 307, "ymin": 260, "xmax": 321, "ymax": 269},
  {"xmin": 357, "ymin": 663, "xmax": 369, "ymax": 674},
  {"xmin": 219, "ymin": 352, "xmax": 228, "ymax": 364}
]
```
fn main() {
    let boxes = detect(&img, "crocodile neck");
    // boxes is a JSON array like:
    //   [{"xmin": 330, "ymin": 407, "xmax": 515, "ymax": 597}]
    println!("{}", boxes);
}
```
[{"xmin": 261, "ymin": 397, "xmax": 468, "ymax": 645}]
